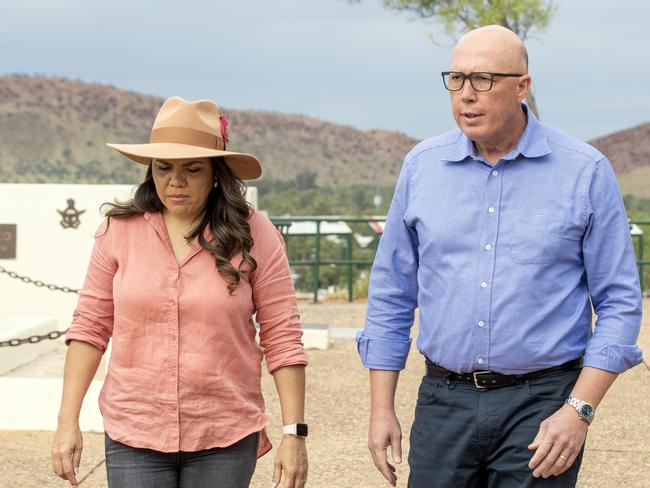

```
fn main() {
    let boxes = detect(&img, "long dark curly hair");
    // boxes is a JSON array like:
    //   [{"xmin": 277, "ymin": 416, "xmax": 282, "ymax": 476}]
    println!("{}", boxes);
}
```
[{"xmin": 102, "ymin": 157, "xmax": 257, "ymax": 293}]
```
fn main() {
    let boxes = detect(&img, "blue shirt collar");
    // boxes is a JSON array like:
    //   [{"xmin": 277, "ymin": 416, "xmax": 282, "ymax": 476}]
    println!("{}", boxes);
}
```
[{"xmin": 442, "ymin": 104, "xmax": 551, "ymax": 163}]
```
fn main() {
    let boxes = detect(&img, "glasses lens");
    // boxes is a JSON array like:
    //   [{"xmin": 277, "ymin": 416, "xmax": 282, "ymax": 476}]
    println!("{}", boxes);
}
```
[
  {"xmin": 444, "ymin": 72, "xmax": 464, "ymax": 91},
  {"xmin": 470, "ymin": 73, "xmax": 493, "ymax": 91}
]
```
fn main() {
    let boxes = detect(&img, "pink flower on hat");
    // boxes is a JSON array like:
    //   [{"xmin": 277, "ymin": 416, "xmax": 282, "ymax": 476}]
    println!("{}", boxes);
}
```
[{"xmin": 220, "ymin": 116, "xmax": 230, "ymax": 144}]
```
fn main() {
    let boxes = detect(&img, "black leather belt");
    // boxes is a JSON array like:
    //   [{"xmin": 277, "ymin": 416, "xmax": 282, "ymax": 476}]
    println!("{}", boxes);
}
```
[{"xmin": 425, "ymin": 357, "xmax": 583, "ymax": 389}]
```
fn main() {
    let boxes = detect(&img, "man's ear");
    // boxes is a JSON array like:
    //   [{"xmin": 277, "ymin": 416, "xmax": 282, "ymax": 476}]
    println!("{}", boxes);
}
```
[{"xmin": 517, "ymin": 74, "xmax": 532, "ymax": 103}]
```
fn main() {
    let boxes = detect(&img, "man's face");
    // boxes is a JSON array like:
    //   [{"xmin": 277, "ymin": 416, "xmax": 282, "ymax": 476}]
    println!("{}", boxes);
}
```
[{"xmin": 449, "ymin": 42, "xmax": 529, "ymax": 146}]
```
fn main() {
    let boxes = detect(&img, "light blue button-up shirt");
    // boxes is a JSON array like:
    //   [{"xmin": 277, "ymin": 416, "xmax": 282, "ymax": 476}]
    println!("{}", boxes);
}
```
[{"xmin": 357, "ymin": 106, "xmax": 642, "ymax": 374}]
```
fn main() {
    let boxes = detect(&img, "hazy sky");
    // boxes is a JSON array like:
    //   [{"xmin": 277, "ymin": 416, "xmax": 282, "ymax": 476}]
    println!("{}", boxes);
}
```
[{"xmin": 1, "ymin": 0, "xmax": 648, "ymax": 141}]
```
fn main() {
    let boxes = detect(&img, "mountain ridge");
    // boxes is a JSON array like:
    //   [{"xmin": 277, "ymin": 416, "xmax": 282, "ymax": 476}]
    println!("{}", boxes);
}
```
[
  {"xmin": 0, "ymin": 75, "xmax": 415, "ymax": 187},
  {"xmin": 1, "ymin": 75, "xmax": 648, "ymax": 197}
]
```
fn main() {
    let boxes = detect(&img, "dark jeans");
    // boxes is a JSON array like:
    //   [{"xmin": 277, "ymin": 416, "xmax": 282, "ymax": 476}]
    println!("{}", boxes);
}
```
[
  {"xmin": 104, "ymin": 432, "xmax": 259, "ymax": 488},
  {"xmin": 408, "ymin": 367, "xmax": 584, "ymax": 488}
]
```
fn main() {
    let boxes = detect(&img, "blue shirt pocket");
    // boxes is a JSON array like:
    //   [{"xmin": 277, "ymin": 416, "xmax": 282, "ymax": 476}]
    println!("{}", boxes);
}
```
[{"xmin": 510, "ymin": 209, "xmax": 567, "ymax": 265}]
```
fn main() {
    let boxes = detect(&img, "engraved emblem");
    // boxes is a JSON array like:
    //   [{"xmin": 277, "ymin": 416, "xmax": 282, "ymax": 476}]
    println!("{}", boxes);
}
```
[{"xmin": 57, "ymin": 199, "xmax": 86, "ymax": 229}]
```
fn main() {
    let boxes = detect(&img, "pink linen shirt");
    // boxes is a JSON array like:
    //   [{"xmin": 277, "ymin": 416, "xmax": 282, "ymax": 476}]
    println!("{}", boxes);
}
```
[{"xmin": 66, "ymin": 210, "xmax": 308, "ymax": 457}]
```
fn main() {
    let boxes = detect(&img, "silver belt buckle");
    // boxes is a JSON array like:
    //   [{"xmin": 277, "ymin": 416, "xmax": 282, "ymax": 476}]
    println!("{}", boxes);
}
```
[{"xmin": 472, "ymin": 370, "xmax": 491, "ymax": 389}]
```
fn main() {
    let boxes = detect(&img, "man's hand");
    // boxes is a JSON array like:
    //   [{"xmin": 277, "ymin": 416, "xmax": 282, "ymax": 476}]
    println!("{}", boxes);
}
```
[
  {"xmin": 271, "ymin": 435, "xmax": 308, "ymax": 488},
  {"xmin": 51, "ymin": 420, "xmax": 83, "ymax": 486},
  {"xmin": 528, "ymin": 404, "xmax": 588, "ymax": 478},
  {"xmin": 368, "ymin": 408, "xmax": 402, "ymax": 486}
]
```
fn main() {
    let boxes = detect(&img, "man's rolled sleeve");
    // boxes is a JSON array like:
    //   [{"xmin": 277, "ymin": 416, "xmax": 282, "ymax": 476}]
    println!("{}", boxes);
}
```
[
  {"xmin": 65, "ymin": 220, "xmax": 117, "ymax": 352},
  {"xmin": 357, "ymin": 156, "xmax": 418, "ymax": 371},
  {"xmin": 582, "ymin": 158, "xmax": 643, "ymax": 373},
  {"xmin": 356, "ymin": 330, "xmax": 412, "ymax": 370}
]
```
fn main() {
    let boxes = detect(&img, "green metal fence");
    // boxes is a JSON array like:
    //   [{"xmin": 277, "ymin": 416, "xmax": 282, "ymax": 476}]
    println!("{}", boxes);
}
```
[
  {"xmin": 631, "ymin": 220, "xmax": 648, "ymax": 294},
  {"xmin": 272, "ymin": 216, "xmax": 649, "ymax": 303},
  {"xmin": 271, "ymin": 216, "xmax": 383, "ymax": 303}
]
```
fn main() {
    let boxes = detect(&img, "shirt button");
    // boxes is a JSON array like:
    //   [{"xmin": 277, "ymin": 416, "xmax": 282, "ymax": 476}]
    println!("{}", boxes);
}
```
[
  {"xmin": 492, "ymin": 170, "xmax": 498, "ymax": 176},
  {"xmin": 480, "ymin": 281, "xmax": 488, "ymax": 288},
  {"xmin": 488, "ymin": 207, "xmax": 495, "ymax": 213},
  {"xmin": 477, "ymin": 358, "xmax": 484, "ymax": 365},
  {"xmin": 478, "ymin": 320, "xmax": 485, "ymax": 327},
  {"xmin": 484, "ymin": 244, "xmax": 491, "ymax": 251}
]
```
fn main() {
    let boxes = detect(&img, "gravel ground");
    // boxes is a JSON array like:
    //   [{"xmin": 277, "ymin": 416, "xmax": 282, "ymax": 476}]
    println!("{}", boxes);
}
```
[
  {"xmin": 298, "ymin": 300, "xmax": 370, "ymax": 328},
  {"xmin": 2, "ymin": 300, "xmax": 648, "ymax": 487}
]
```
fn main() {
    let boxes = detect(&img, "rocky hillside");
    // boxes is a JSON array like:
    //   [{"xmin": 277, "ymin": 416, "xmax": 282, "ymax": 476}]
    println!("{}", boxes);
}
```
[
  {"xmin": 590, "ymin": 122, "xmax": 650, "ymax": 198},
  {"xmin": 1, "ymin": 75, "xmax": 648, "ymax": 196},
  {"xmin": 0, "ymin": 75, "xmax": 416, "ymax": 187}
]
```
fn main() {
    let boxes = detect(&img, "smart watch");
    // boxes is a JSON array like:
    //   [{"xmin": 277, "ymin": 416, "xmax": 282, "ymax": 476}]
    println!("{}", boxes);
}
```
[
  {"xmin": 565, "ymin": 396, "xmax": 595, "ymax": 424},
  {"xmin": 282, "ymin": 423, "xmax": 309, "ymax": 438}
]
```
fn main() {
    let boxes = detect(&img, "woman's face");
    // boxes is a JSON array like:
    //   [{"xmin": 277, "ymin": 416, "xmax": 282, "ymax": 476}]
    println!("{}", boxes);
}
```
[{"xmin": 151, "ymin": 157, "xmax": 214, "ymax": 221}]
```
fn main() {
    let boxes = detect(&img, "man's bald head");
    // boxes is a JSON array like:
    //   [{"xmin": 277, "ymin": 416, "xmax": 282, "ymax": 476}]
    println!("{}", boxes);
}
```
[{"xmin": 453, "ymin": 25, "xmax": 528, "ymax": 73}]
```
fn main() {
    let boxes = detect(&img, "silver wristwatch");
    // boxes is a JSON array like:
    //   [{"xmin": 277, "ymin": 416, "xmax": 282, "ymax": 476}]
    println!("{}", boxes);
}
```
[{"xmin": 565, "ymin": 396, "xmax": 595, "ymax": 424}]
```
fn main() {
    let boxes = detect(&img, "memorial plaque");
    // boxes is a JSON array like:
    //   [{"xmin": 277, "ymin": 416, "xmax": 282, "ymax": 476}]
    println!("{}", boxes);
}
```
[{"xmin": 0, "ymin": 224, "xmax": 16, "ymax": 259}]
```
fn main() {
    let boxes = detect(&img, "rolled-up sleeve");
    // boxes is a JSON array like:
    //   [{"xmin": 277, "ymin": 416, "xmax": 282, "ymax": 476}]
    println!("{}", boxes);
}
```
[
  {"xmin": 582, "ymin": 158, "xmax": 643, "ymax": 373},
  {"xmin": 357, "ymin": 156, "xmax": 418, "ymax": 371},
  {"xmin": 65, "ymin": 219, "xmax": 117, "ymax": 352},
  {"xmin": 250, "ymin": 216, "xmax": 308, "ymax": 374}
]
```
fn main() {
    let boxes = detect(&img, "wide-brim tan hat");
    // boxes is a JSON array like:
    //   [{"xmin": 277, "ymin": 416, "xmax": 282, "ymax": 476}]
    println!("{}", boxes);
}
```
[{"xmin": 106, "ymin": 96, "xmax": 262, "ymax": 180}]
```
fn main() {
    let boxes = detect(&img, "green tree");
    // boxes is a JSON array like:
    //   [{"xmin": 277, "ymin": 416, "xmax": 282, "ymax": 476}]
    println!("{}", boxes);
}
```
[
  {"xmin": 294, "ymin": 170, "xmax": 318, "ymax": 190},
  {"xmin": 348, "ymin": 0, "xmax": 556, "ymax": 117}
]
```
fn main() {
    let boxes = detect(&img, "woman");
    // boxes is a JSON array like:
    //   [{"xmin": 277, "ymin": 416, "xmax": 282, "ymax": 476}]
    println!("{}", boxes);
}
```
[{"xmin": 51, "ymin": 96, "xmax": 309, "ymax": 488}]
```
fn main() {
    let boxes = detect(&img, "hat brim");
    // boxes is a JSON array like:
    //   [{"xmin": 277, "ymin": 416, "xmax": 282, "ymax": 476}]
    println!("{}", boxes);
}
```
[{"xmin": 106, "ymin": 142, "xmax": 262, "ymax": 180}]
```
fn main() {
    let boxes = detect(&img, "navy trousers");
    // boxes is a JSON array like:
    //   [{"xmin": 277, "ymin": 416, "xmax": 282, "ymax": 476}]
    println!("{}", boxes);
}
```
[{"xmin": 408, "ymin": 367, "xmax": 584, "ymax": 487}]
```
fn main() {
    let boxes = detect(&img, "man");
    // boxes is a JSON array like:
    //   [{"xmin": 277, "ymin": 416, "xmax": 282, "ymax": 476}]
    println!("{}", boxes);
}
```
[{"xmin": 357, "ymin": 25, "xmax": 642, "ymax": 487}]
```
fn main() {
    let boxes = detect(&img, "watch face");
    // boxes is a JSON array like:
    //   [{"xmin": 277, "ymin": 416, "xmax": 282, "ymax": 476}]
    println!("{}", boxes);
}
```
[
  {"xmin": 296, "ymin": 423, "xmax": 308, "ymax": 437},
  {"xmin": 581, "ymin": 405, "xmax": 594, "ymax": 418}
]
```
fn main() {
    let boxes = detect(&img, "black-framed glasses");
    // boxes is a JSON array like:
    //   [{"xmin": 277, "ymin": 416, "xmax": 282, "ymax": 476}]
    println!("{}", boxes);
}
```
[{"xmin": 441, "ymin": 71, "xmax": 524, "ymax": 92}]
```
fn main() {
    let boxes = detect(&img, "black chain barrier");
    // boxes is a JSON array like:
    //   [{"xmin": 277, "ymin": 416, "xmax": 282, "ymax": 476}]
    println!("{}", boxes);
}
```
[
  {"xmin": 0, "ymin": 265, "xmax": 78, "ymax": 348},
  {"xmin": 0, "ymin": 329, "xmax": 69, "ymax": 348},
  {"xmin": 0, "ymin": 265, "xmax": 79, "ymax": 294}
]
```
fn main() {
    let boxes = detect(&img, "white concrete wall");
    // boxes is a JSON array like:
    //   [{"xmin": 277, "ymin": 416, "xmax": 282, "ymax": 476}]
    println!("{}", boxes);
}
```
[
  {"xmin": 0, "ymin": 316, "xmax": 58, "ymax": 375},
  {"xmin": 301, "ymin": 324, "xmax": 330, "ymax": 350},
  {"xmin": 0, "ymin": 184, "xmax": 137, "ymax": 337},
  {"xmin": 0, "ymin": 377, "xmax": 104, "ymax": 431}
]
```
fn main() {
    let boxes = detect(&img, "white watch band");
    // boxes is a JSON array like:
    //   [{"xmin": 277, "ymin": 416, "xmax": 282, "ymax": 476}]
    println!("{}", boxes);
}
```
[{"xmin": 282, "ymin": 424, "xmax": 298, "ymax": 435}]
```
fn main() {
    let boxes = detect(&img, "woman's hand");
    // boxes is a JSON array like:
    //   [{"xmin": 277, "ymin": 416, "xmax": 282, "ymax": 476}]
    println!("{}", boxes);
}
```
[
  {"xmin": 272, "ymin": 435, "xmax": 308, "ymax": 487},
  {"xmin": 51, "ymin": 420, "xmax": 83, "ymax": 486}
]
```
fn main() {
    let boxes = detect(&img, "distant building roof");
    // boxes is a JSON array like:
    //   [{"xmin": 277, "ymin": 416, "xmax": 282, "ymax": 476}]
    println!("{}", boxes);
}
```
[{"xmin": 286, "ymin": 221, "xmax": 352, "ymax": 235}]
